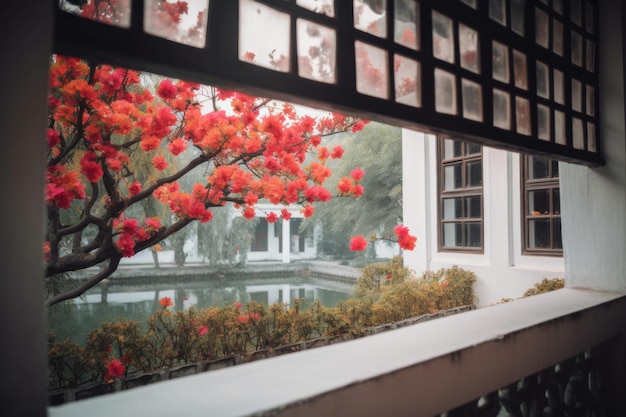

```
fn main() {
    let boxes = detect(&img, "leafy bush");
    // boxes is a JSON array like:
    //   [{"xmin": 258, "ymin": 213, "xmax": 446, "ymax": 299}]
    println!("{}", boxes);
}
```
[
  {"xmin": 523, "ymin": 278, "xmax": 565, "ymax": 297},
  {"xmin": 48, "ymin": 260, "xmax": 476, "ymax": 391}
]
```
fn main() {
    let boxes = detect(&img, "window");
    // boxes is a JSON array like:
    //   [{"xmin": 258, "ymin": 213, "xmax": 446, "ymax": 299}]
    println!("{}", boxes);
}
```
[
  {"xmin": 522, "ymin": 156, "xmax": 563, "ymax": 255},
  {"xmin": 438, "ymin": 138, "xmax": 483, "ymax": 251},
  {"xmin": 250, "ymin": 218, "xmax": 269, "ymax": 251}
]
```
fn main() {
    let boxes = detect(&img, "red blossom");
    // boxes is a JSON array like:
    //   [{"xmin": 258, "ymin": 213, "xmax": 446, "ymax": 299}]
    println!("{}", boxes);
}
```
[
  {"xmin": 337, "ymin": 177, "xmax": 352, "ymax": 194},
  {"xmin": 394, "ymin": 225, "xmax": 417, "ymax": 251},
  {"xmin": 349, "ymin": 235, "xmax": 368, "ymax": 251},
  {"xmin": 167, "ymin": 137, "xmax": 187, "ymax": 155},
  {"xmin": 198, "ymin": 325, "xmax": 208, "ymax": 336},
  {"xmin": 281, "ymin": 209, "xmax": 292, "ymax": 221},
  {"xmin": 159, "ymin": 297, "xmax": 174, "ymax": 307},
  {"xmin": 157, "ymin": 79, "xmax": 178, "ymax": 100},
  {"xmin": 266, "ymin": 212, "xmax": 279, "ymax": 223},
  {"xmin": 331, "ymin": 145, "xmax": 344, "ymax": 159},
  {"xmin": 242, "ymin": 206, "xmax": 255, "ymax": 220},
  {"xmin": 350, "ymin": 168, "xmax": 365, "ymax": 181},
  {"xmin": 302, "ymin": 205, "xmax": 315, "ymax": 218},
  {"xmin": 104, "ymin": 359, "xmax": 125, "ymax": 383},
  {"xmin": 46, "ymin": 128, "xmax": 60, "ymax": 147},
  {"xmin": 80, "ymin": 152, "xmax": 103, "ymax": 182},
  {"xmin": 128, "ymin": 181, "xmax": 142, "ymax": 196},
  {"xmin": 152, "ymin": 155, "xmax": 168, "ymax": 171}
]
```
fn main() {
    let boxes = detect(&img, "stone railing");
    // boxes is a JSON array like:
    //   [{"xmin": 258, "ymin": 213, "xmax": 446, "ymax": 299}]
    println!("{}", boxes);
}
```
[{"xmin": 49, "ymin": 289, "xmax": 626, "ymax": 417}]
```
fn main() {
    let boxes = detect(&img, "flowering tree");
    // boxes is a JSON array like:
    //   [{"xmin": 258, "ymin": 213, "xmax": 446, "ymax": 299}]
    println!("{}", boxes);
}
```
[{"xmin": 44, "ymin": 56, "xmax": 367, "ymax": 307}]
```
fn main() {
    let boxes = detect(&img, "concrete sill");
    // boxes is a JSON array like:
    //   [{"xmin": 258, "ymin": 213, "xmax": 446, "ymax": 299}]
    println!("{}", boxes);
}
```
[{"xmin": 49, "ymin": 288, "xmax": 626, "ymax": 417}]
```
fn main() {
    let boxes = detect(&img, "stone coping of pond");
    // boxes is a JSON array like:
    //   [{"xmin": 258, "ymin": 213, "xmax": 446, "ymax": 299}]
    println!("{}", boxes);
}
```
[
  {"xmin": 48, "ymin": 305, "xmax": 473, "ymax": 406},
  {"xmin": 69, "ymin": 260, "xmax": 363, "ymax": 283}
]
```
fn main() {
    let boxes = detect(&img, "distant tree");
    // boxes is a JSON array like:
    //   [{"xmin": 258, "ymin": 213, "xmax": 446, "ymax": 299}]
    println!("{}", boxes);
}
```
[{"xmin": 303, "ymin": 122, "xmax": 403, "ymax": 258}]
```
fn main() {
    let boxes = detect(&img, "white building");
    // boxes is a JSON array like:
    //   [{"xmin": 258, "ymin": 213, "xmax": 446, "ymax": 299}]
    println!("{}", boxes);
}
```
[{"xmin": 402, "ymin": 131, "xmax": 565, "ymax": 306}]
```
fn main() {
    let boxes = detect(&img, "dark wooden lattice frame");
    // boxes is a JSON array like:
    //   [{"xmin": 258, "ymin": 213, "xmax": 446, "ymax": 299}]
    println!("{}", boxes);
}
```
[{"xmin": 53, "ymin": 0, "xmax": 602, "ymax": 166}]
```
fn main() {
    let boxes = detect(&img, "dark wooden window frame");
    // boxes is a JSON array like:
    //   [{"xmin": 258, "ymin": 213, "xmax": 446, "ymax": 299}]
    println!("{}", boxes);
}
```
[
  {"xmin": 53, "ymin": 0, "xmax": 602, "ymax": 166},
  {"xmin": 437, "ymin": 138, "xmax": 484, "ymax": 253},
  {"xmin": 521, "ymin": 156, "xmax": 563, "ymax": 256}
]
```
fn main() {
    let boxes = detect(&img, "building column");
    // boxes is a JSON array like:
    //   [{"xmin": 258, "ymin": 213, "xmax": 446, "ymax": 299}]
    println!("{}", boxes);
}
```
[{"xmin": 282, "ymin": 218, "xmax": 291, "ymax": 263}]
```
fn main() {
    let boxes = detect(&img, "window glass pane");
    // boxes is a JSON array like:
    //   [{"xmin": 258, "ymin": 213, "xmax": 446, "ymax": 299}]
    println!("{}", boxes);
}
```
[
  {"xmin": 585, "ymin": 2, "xmax": 594, "ymax": 33},
  {"xmin": 354, "ymin": 0, "xmax": 387, "ymax": 38},
  {"xmin": 586, "ymin": 85, "xmax": 595, "ymax": 116},
  {"xmin": 59, "ymin": 0, "xmax": 131, "ymax": 27},
  {"xmin": 355, "ymin": 41, "xmax": 389, "ymax": 99},
  {"xmin": 535, "ymin": 7, "xmax": 549, "ymax": 49},
  {"xmin": 587, "ymin": 122, "xmax": 597, "ymax": 152},
  {"xmin": 571, "ymin": 31, "xmax": 583, "ymax": 67},
  {"xmin": 573, "ymin": 117, "xmax": 584, "ymax": 149},
  {"xmin": 444, "ymin": 139, "xmax": 463, "ymax": 159},
  {"xmin": 394, "ymin": 0, "xmax": 419, "ymax": 50},
  {"xmin": 516, "ymin": 96, "xmax": 531, "ymax": 136},
  {"xmin": 466, "ymin": 162, "xmax": 482, "ymax": 187},
  {"xmin": 434, "ymin": 69, "xmax": 457, "ymax": 115},
  {"xmin": 513, "ymin": 50, "xmax": 528, "ymax": 90},
  {"xmin": 489, "ymin": 0, "xmax": 506, "ymax": 26},
  {"xmin": 467, "ymin": 144, "xmax": 482, "ymax": 154},
  {"xmin": 432, "ymin": 11, "xmax": 455, "ymax": 63},
  {"xmin": 555, "ymin": 110, "xmax": 566, "ymax": 145},
  {"xmin": 510, "ymin": 0, "xmax": 525, "ymax": 36},
  {"xmin": 536, "ymin": 60, "xmax": 549, "ymax": 99},
  {"xmin": 240, "ymin": 0, "xmax": 291, "ymax": 72},
  {"xmin": 144, "ymin": 0, "xmax": 209, "ymax": 48},
  {"xmin": 443, "ymin": 198, "xmax": 462, "ymax": 219},
  {"xmin": 460, "ymin": 0, "xmax": 477, "ymax": 9},
  {"xmin": 465, "ymin": 223, "xmax": 482, "ymax": 247},
  {"xmin": 444, "ymin": 223, "xmax": 463, "ymax": 248},
  {"xmin": 553, "ymin": 189, "xmax": 561, "ymax": 214},
  {"xmin": 551, "ymin": 160, "xmax": 559, "ymax": 177},
  {"xmin": 461, "ymin": 79, "xmax": 483, "ymax": 122},
  {"xmin": 554, "ymin": 219, "xmax": 563, "ymax": 249},
  {"xmin": 537, "ymin": 104, "xmax": 550, "ymax": 141},
  {"xmin": 529, "ymin": 219, "xmax": 551, "ymax": 248},
  {"xmin": 394, "ymin": 55, "xmax": 421, "ymax": 107},
  {"xmin": 444, "ymin": 164, "xmax": 463, "ymax": 190},
  {"xmin": 465, "ymin": 196, "xmax": 481, "ymax": 218},
  {"xmin": 459, "ymin": 24, "xmax": 480, "ymax": 73},
  {"xmin": 529, "ymin": 189, "xmax": 550, "ymax": 215},
  {"xmin": 586, "ymin": 40, "xmax": 596, "ymax": 72},
  {"xmin": 297, "ymin": 19, "xmax": 336, "ymax": 83},
  {"xmin": 296, "ymin": 0, "xmax": 334, "ymax": 17},
  {"xmin": 553, "ymin": 0, "xmax": 563, "ymax": 14},
  {"xmin": 571, "ymin": 0, "xmax": 582, "ymax": 27},
  {"xmin": 552, "ymin": 19, "xmax": 564, "ymax": 56},
  {"xmin": 493, "ymin": 89, "xmax": 511, "ymax": 130},
  {"xmin": 528, "ymin": 156, "xmax": 549, "ymax": 179},
  {"xmin": 553, "ymin": 69, "xmax": 564, "ymax": 104},
  {"xmin": 492, "ymin": 41, "xmax": 509, "ymax": 83}
]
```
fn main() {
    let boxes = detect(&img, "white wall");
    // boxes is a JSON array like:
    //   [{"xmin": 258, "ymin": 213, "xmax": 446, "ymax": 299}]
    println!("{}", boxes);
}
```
[
  {"xmin": 402, "ymin": 130, "xmax": 565, "ymax": 307},
  {"xmin": 559, "ymin": 0, "xmax": 626, "ymax": 292}
]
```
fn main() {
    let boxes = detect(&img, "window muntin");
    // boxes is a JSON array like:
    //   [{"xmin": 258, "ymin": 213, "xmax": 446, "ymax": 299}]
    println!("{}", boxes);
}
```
[
  {"xmin": 55, "ymin": 1, "xmax": 603, "ymax": 166},
  {"xmin": 522, "ymin": 156, "xmax": 563, "ymax": 255},
  {"xmin": 439, "ymin": 138, "xmax": 483, "ymax": 251}
]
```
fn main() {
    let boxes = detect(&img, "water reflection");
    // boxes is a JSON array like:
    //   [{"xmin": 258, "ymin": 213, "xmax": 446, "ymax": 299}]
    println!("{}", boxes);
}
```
[{"xmin": 49, "ymin": 275, "xmax": 354, "ymax": 345}]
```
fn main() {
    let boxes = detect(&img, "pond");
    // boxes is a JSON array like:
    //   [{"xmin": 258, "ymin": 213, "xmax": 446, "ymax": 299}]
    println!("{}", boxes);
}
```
[{"xmin": 48, "ymin": 273, "xmax": 356, "ymax": 345}]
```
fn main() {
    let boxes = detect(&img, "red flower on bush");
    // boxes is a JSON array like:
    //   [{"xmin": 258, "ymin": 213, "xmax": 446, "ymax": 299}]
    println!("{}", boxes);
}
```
[
  {"xmin": 159, "ymin": 297, "xmax": 174, "ymax": 307},
  {"xmin": 198, "ymin": 325, "xmax": 208, "ymax": 336},
  {"xmin": 104, "ymin": 358, "xmax": 125, "ymax": 383},
  {"xmin": 349, "ymin": 235, "xmax": 368, "ymax": 252}
]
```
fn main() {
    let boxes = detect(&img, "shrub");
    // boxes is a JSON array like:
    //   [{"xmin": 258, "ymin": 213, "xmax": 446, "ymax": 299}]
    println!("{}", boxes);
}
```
[
  {"xmin": 48, "ymin": 261, "xmax": 476, "ymax": 392},
  {"xmin": 523, "ymin": 278, "xmax": 565, "ymax": 297}
]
